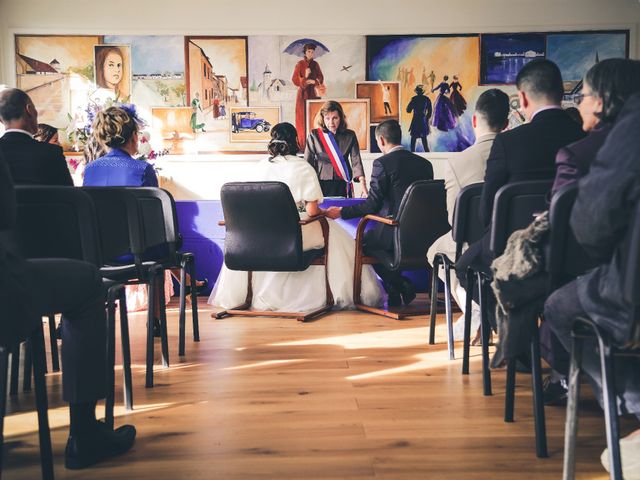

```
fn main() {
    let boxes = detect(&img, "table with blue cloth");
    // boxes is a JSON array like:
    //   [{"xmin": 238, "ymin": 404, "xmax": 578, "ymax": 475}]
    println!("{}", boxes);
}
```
[{"xmin": 174, "ymin": 198, "xmax": 429, "ymax": 295}]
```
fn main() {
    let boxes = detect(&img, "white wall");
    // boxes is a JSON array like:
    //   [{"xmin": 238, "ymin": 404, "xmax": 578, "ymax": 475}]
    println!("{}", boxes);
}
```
[{"xmin": 1, "ymin": 0, "xmax": 638, "ymax": 199}]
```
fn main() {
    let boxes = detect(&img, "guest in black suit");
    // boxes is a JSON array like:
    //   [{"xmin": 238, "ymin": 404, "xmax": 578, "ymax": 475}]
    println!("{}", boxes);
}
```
[
  {"xmin": 0, "ymin": 88, "xmax": 73, "ymax": 186},
  {"xmin": 0, "ymin": 151, "xmax": 136, "ymax": 469},
  {"xmin": 544, "ymin": 92, "xmax": 640, "ymax": 477},
  {"xmin": 326, "ymin": 120, "xmax": 434, "ymax": 305},
  {"xmin": 455, "ymin": 60, "xmax": 585, "ymax": 295}
]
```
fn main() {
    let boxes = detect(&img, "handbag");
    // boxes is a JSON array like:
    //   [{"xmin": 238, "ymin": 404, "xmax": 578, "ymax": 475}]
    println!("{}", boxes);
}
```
[{"xmin": 314, "ymin": 83, "xmax": 327, "ymax": 97}]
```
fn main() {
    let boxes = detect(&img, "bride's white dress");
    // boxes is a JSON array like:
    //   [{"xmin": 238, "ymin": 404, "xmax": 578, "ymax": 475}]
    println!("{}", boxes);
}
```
[{"xmin": 208, "ymin": 154, "xmax": 382, "ymax": 311}]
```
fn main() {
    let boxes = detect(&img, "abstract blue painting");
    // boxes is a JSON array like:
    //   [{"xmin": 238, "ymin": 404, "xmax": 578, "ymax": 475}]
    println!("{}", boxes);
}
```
[{"xmin": 480, "ymin": 33, "xmax": 546, "ymax": 85}]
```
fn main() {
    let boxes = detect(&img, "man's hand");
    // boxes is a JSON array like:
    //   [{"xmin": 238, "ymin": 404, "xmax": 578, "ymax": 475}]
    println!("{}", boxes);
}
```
[
  {"xmin": 358, "ymin": 177, "xmax": 368, "ymax": 197},
  {"xmin": 326, "ymin": 207, "xmax": 342, "ymax": 219}
]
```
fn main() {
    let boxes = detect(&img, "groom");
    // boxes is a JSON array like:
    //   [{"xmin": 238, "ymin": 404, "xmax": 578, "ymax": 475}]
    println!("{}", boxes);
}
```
[{"xmin": 326, "ymin": 120, "xmax": 433, "ymax": 305}]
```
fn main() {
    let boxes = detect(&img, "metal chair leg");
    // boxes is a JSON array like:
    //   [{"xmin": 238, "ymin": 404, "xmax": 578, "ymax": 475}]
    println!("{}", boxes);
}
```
[
  {"xmin": 505, "ymin": 359, "xmax": 516, "ymax": 422},
  {"xmin": 478, "ymin": 272, "xmax": 492, "ymax": 396},
  {"xmin": 30, "ymin": 327, "xmax": 54, "ymax": 480},
  {"xmin": 178, "ymin": 263, "xmax": 187, "ymax": 357},
  {"xmin": 9, "ymin": 345, "xmax": 19, "ymax": 396},
  {"xmin": 429, "ymin": 257, "xmax": 440, "ymax": 345},
  {"xmin": 105, "ymin": 287, "xmax": 118, "ymax": 430},
  {"xmin": 562, "ymin": 333, "xmax": 583, "ymax": 480},
  {"xmin": 22, "ymin": 339, "xmax": 33, "ymax": 393},
  {"xmin": 0, "ymin": 347, "xmax": 8, "ymax": 476},
  {"xmin": 531, "ymin": 325, "xmax": 548, "ymax": 458},
  {"xmin": 443, "ymin": 261, "xmax": 455, "ymax": 360},
  {"xmin": 119, "ymin": 288, "xmax": 133, "ymax": 411},
  {"xmin": 598, "ymin": 339, "xmax": 622, "ymax": 480},
  {"xmin": 145, "ymin": 277, "xmax": 156, "ymax": 388},
  {"xmin": 462, "ymin": 268, "xmax": 475, "ymax": 375},
  {"xmin": 47, "ymin": 315, "xmax": 59, "ymax": 373},
  {"xmin": 158, "ymin": 271, "xmax": 170, "ymax": 369},
  {"xmin": 188, "ymin": 258, "xmax": 200, "ymax": 343}
]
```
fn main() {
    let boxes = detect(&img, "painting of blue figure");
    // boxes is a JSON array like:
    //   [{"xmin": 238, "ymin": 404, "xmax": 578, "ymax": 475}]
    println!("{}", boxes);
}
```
[
  {"xmin": 546, "ymin": 31, "xmax": 628, "ymax": 93},
  {"xmin": 480, "ymin": 33, "xmax": 546, "ymax": 85},
  {"xmin": 367, "ymin": 35, "xmax": 478, "ymax": 153}
]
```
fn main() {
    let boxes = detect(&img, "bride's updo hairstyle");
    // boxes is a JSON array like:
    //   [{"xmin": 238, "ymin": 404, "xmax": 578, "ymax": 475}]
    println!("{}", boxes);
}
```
[
  {"xmin": 268, "ymin": 122, "xmax": 299, "ymax": 159},
  {"xmin": 92, "ymin": 106, "xmax": 138, "ymax": 148}
]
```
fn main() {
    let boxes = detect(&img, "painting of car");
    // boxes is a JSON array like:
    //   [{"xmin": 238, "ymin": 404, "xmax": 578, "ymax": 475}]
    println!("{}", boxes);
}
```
[{"xmin": 231, "ymin": 111, "xmax": 271, "ymax": 133}]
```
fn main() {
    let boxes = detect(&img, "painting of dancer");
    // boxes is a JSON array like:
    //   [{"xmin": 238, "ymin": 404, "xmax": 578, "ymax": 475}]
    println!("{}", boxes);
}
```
[
  {"xmin": 405, "ymin": 85, "xmax": 432, "ymax": 152},
  {"xmin": 367, "ymin": 34, "xmax": 478, "ymax": 152}
]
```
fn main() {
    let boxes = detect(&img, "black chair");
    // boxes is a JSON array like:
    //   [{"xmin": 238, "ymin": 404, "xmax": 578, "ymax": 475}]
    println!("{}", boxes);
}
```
[
  {"xmin": 562, "ymin": 201, "xmax": 640, "ymax": 480},
  {"xmin": 429, "ymin": 182, "xmax": 483, "ymax": 359},
  {"xmin": 354, "ymin": 180, "xmax": 450, "ymax": 320},
  {"xmin": 1, "ymin": 327, "xmax": 54, "ymax": 480},
  {"xmin": 214, "ymin": 182, "xmax": 333, "ymax": 322},
  {"xmin": 462, "ymin": 180, "xmax": 551, "ymax": 390},
  {"xmin": 14, "ymin": 186, "xmax": 131, "ymax": 427},
  {"xmin": 83, "ymin": 187, "xmax": 169, "ymax": 389}
]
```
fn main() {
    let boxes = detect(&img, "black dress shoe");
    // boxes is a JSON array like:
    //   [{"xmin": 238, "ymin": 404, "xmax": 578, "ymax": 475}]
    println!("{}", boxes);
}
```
[
  {"xmin": 542, "ymin": 375, "xmax": 568, "ymax": 406},
  {"xmin": 383, "ymin": 282, "xmax": 402, "ymax": 307},
  {"xmin": 147, "ymin": 318, "xmax": 162, "ymax": 338},
  {"xmin": 399, "ymin": 277, "xmax": 416, "ymax": 305},
  {"xmin": 65, "ymin": 422, "xmax": 136, "ymax": 470}
]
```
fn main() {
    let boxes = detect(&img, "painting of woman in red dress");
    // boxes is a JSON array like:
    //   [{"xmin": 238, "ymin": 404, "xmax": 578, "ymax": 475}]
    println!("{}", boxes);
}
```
[{"xmin": 292, "ymin": 43, "xmax": 324, "ymax": 149}]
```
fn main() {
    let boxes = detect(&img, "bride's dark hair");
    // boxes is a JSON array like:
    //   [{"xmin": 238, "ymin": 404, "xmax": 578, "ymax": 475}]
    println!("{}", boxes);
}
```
[{"xmin": 268, "ymin": 122, "xmax": 299, "ymax": 159}]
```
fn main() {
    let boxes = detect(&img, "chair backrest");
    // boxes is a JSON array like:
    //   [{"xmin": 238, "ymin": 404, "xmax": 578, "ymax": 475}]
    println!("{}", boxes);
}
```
[
  {"xmin": 393, "ymin": 179, "xmax": 451, "ymax": 270},
  {"xmin": 13, "ymin": 186, "xmax": 102, "ymax": 266},
  {"xmin": 83, "ymin": 187, "xmax": 141, "ymax": 264},
  {"xmin": 220, "ymin": 181, "xmax": 306, "ymax": 272},
  {"xmin": 125, "ymin": 187, "xmax": 179, "ymax": 262},
  {"xmin": 547, "ymin": 183, "xmax": 599, "ymax": 290},
  {"xmin": 622, "ymin": 201, "xmax": 640, "ymax": 348},
  {"xmin": 490, "ymin": 180, "xmax": 553, "ymax": 258},
  {"xmin": 452, "ymin": 182, "xmax": 484, "ymax": 260}
]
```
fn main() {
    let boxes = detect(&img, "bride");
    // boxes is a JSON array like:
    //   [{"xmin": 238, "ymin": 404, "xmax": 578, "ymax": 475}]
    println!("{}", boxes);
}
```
[{"xmin": 208, "ymin": 122, "xmax": 382, "ymax": 312}]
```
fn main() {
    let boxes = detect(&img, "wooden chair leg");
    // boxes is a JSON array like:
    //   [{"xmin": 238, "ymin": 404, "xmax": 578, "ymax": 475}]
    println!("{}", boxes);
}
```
[
  {"xmin": 428, "ymin": 257, "xmax": 441, "ymax": 345},
  {"xmin": 215, "ymin": 271, "xmax": 253, "ymax": 319},
  {"xmin": 562, "ymin": 333, "xmax": 583, "ymax": 480},
  {"xmin": 462, "ymin": 268, "xmax": 475, "ymax": 375},
  {"xmin": 531, "ymin": 325, "xmax": 548, "ymax": 458}
]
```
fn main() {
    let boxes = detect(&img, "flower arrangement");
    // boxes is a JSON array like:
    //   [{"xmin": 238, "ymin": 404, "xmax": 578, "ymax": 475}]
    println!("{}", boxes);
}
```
[{"xmin": 64, "ymin": 98, "xmax": 170, "ymax": 161}]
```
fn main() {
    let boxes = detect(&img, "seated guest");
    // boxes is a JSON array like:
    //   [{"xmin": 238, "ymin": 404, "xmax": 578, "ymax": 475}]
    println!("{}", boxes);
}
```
[
  {"xmin": 304, "ymin": 100, "xmax": 368, "ymax": 198},
  {"xmin": 34, "ymin": 123, "xmax": 60, "ymax": 145},
  {"xmin": 544, "ymin": 92, "xmax": 640, "ymax": 478},
  {"xmin": 427, "ymin": 88, "xmax": 509, "ymax": 339},
  {"xmin": 0, "ymin": 152, "xmax": 136, "ymax": 469},
  {"xmin": 455, "ymin": 59, "xmax": 585, "ymax": 321},
  {"xmin": 83, "ymin": 105, "xmax": 157, "ymax": 187},
  {"xmin": 326, "ymin": 120, "xmax": 434, "ymax": 306},
  {"xmin": 209, "ymin": 122, "xmax": 382, "ymax": 311},
  {"xmin": 0, "ymin": 88, "xmax": 72, "ymax": 185},
  {"xmin": 541, "ymin": 58, "xmax": 640, "ymax": 400}
]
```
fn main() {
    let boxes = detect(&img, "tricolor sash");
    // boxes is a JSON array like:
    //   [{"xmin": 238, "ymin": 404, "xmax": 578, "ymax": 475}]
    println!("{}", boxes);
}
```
[{"xmin": 316, "ymin": 128, "xmax": 352, "ymax": 196}]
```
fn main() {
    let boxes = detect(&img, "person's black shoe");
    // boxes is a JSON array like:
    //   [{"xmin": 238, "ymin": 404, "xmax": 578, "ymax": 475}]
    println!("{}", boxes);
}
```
[
  {"xmin": 147, "ymin": 317, "xmax": 162, "ymax": 338},
  {"xmin": 65, "ymin": 422, "xmax": 136, "ymax": 470},
  {"xmin": 542, "ymin": 375, "xmax": 568, "ymax": 406},
  {"xmin": 383, "ymin": 282, "xmax": 402, "ymax": 307},
  {"xmin": 399, "ymin": 277, "xmax": 416, "ymax": 305}
]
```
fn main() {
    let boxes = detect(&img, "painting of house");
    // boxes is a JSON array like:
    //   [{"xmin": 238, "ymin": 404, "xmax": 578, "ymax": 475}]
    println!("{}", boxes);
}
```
[{"xmin": 15, "ymin": 35, "xmax": 101, "ymax": 149}]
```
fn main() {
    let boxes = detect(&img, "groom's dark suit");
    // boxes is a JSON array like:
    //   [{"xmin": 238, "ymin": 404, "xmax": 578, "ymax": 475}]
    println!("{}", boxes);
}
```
[{"xmin": 341, "ymin": 147, "xmax": 433, "ymax": 288}]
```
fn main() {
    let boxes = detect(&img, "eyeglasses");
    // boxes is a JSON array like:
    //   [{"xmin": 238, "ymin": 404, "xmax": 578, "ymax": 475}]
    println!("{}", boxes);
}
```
[{"xmin": 573, "ymin": 92, "xmax": 595, "ymax": 106}]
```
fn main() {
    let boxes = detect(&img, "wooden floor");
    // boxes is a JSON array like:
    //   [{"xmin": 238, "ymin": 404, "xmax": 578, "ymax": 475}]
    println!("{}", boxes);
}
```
[{"xmin": 3, "ymin": 297, "xmax": 635, "ymax": 479}]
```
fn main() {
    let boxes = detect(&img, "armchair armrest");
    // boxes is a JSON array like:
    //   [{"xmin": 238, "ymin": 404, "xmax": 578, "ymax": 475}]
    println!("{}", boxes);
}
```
[
  {"xmin": 363, "ymin": 214, "xmax": 398, "ymax": 226},
  {"xmin": 355, "ymin": 214, "xmax": 398, "ymax": 248},
  {"xmin": 218, "ymin": 220, "xmax": 225, "ymax": 226}
]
